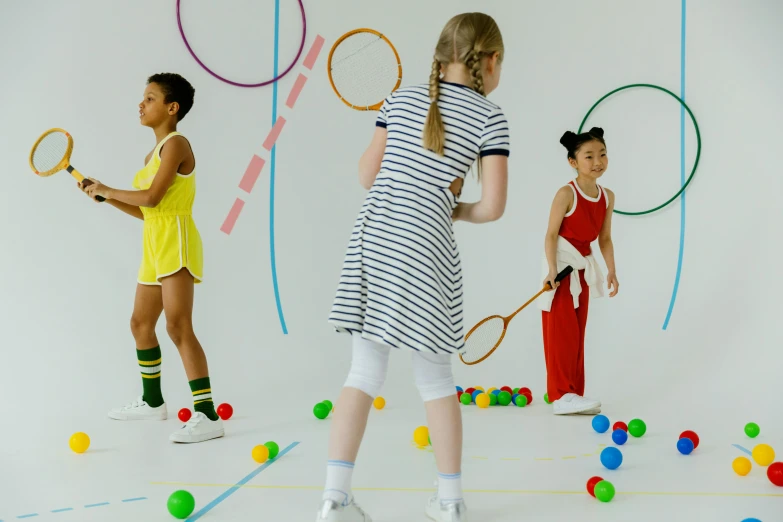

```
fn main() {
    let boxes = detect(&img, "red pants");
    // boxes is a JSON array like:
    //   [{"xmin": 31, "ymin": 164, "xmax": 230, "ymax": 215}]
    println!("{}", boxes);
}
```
[{"xmin": 542, "ymin": 270, "xmax": 589, "ymax": 402}]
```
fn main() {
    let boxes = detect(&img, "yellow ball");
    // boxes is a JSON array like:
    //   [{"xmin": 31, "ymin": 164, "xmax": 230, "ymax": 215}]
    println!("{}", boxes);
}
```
[
  {"xmin": 487, "ymin": 387, "xmax": 498, "ymax": 394},
  {"xmin": 413, "ymin": 426, "xmax": 430, "ymax": 447},
  {"xmin": 475, "ymin": 393, "xmax": 490, "ymax": 408},
  {"xmin": 373, "ymin": 396, "xmax": 386, "ymax": 410},
  {"xmin": 69, "ymin": 432, "xmax": 90, "ymax": 454},
  {"xmin": 474, "ymin": 386, "xmax": 485, "ymax": 392},
  {"xmin": 752, "ymin": 444, "xmax": 775, "ymax": 466},
  {"xmin": 732, "ymin": 456, "xmax": 752, "ymax": 476},
  {"xmin": 251, "ymin": 444, "xmax": 270, "ymax": 464}
]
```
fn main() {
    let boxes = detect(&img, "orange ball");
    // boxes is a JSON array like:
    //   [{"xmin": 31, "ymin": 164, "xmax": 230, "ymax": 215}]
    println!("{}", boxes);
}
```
[
  {"xmin": 476, "ymin": 393, "xmax": 490, "ymax": 408},
  {"xmin": 251, "ymin": 445, "xmax": 270, "ymax": 464},
  {"xmin": 413, "ymin": 426, "xmax": 429, "ymax": 447},
  {"xmin": 373, "ymin": 396, "xmax": 386, "ymax": 410}
]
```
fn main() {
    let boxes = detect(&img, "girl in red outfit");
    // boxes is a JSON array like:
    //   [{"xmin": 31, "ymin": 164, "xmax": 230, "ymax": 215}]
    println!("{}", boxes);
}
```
[{"xmin": 539, "ymin": 127, "xmax": 619, "ymax": 415}]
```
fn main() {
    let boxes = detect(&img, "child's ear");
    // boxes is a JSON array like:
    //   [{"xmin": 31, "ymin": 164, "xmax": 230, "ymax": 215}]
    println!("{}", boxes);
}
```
[
  {"xmin": 168, "ymin": 101, "xmax": 180, "ymax": 116},
  {"xmin": 568, "ymin": 157, "xmax": 578, "ymax": 170}
]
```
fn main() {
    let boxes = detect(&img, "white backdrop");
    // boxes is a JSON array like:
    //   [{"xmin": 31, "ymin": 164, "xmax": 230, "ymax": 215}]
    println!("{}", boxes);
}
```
[{"xmin": 1, "ymin": 0, "xmax": 782, "ymax": 442}]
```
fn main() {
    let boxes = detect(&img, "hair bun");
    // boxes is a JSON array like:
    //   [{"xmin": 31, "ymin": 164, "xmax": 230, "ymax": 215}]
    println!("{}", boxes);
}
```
[
  {"xmin": 560, "ymin": 131, "xmax": 577, "ymax": 149},
  {"xmin": 588, "ymin": 127, "xmax": 604, "ymax": 138}
]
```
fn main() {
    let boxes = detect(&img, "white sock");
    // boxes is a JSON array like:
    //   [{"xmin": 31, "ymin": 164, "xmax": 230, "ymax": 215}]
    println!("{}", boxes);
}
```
[
  {"xmin": 323, "ymin": 460, "xmax": 355, "ymax": 506},
  {"xmin": 437, "ymin": 471, "xmax": 463, "ymax": 503}
]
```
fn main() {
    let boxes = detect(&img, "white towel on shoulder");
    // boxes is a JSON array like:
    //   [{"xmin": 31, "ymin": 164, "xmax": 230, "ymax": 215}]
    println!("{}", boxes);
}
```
[{"xmin": 538, "ymin": 236, "xmax": 605, "ymax": 312}]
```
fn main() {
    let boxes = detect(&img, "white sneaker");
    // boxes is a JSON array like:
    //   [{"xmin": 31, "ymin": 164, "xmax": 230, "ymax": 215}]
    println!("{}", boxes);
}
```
[
  {"xmin": 169, "ymin": 412, "xmax": 224, "ymax": 443},
  {"xmin": 426, "ymin": 495, "xmax": 468, "ymax": 522},
  {"xmin": 552, "ymin": 393, "xmax": 601, "ymax": 415},
  {"xmin": 315, "ymin": 498, "xmax": 372, "ymax": 521},
  {"xmin": 576, "ymin": 407, "xmax": 601, "ymax": 415},
  {"xmin": 108, "ymin": 395, "xmax": 167, "ymax": 420}
]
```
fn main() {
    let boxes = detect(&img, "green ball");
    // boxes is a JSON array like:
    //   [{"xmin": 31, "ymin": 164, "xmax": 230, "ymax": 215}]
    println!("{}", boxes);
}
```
[
  {"xmin": 489, "ymin": 393, "xmax": 498, "ymax": 406},
  {"xmin": 313, "ymin": 402, "xmax": 330, "ymax": 419},
  {"xmin": 515, "ymin": 395, "xmax": 528, "ymax": 407},
  {"xmin": 498, "ymin": 391, "xmax": 512, "ymax": 406},
  {"xmin": 544, "ymin": 393, "xmax": 551, "ymax": 404},
  {"xmin": 428, "ymin": 434, "xmax": 431, "ymax": 446},
  {"xmin": 745, "ymin": 422, "xmax": 760, "ymax": 438},
  {"xmin": 628, "ymin": 418, "xmax": 647, "ymax": 438},
  {"xmin": 167, "ymin": 490, "xmax": 195, "ymax": 519},
  {"xmin": 460, "ymin": 392, "xmax": 472, "ymax": 405},
  {"xmin": 512, "ymin": 387, "xmax": 520, "ymax": 395},
  {"xmin": 322, "ymin": 400, "xmax": 333, "ymax": 411},
  {"xmin": 264, "ymin": 441, "xmax": 280, "ymax": 459},
  {"xmin": 594, "ymin": 480, "xmax": 615, "ymax": 502}
]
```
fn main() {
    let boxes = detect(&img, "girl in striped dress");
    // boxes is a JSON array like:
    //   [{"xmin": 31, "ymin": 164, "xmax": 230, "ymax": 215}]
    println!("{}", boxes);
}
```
[{"xmin": 319, "ymin": 12, "xmax": 510, "ymax": 522}]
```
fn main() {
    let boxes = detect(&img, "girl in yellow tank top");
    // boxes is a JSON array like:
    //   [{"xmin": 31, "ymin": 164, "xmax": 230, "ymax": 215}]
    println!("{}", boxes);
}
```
[{"xmin": 79, "ymin": 73, "xmax": 224, "ymax": 445}]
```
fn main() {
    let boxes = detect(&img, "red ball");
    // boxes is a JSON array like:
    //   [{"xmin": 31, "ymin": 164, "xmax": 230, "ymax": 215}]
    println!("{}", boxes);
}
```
[
  {"xmin": 767, "ymin": 462, "xmax": 783, "ymax": 487},
  {"xmin": 521, "ymin": 391, "xmax": 533, "ymax": 404},
  {"xmin": 217, "ymin": 403, "xmax": 234, "ymax": 420},
  {"xmin": 178, "ymin": 408, "xmax": 192, "ymax": 422},
  {"xmin": 586, "ymin": 476, "xmax": 604, "ymax": 497},
  {"xmin": 465, "ymin": 387, "xmax": 476, "ymax": 396},
  {"xmin": 519, "ymin": 387, "xmax": 532, "ymax": 396},
  {"xmin": 613, "ymin": 421, "xmax": 628, "ymax": 432},
  {"xmin": 679, "ymin": 430, "xmax": 699, "ymax": 449},
  {"xmin": 457, "ymin": 391, "xmax": 464, "ymax": 401},
  {"xmin": 500, "ymin": 386, "xmax": 513, "ymax": 394}
]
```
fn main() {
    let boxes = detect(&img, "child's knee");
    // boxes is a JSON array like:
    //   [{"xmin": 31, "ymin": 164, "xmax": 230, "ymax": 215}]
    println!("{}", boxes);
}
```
[
  {"xmin": 130, "ymin": 315, "xmax": 156, "ymax": 340},
  {"xmin": 165, "ymin": 317, "xmax": 193, "ymax": 345},
  {"xmin": 343, "ymin": 334, "xmax": 391, "ymax": 398},
  {"xmin": 412, "ymin": 352, "xmax": 455, "ymax": 402}
]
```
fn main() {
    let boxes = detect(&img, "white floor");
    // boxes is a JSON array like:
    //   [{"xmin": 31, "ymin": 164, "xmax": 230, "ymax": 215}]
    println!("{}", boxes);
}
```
[{"xmin": 2, "ymin": 397, "xmax": 781, "ymax": 522}]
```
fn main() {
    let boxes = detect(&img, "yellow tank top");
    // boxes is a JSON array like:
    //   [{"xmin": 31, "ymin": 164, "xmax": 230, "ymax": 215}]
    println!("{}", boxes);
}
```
[{"xmin": 132, "ymin": 132, "xmax": 196, "ymax": 218}]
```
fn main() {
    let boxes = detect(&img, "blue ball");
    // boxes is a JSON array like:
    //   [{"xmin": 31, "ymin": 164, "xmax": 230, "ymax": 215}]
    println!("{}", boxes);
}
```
[
  {"xmin": 456, "ymin": 386, "xmax": 463, "ymax": 393},
  {"xmin": 592, "ymin": 415, "xmax": 610, "ymax": 433},
  {"xmin": 600, "ymin": 447, "xmax": 623, "ymax": 470},
  {"xmin": 471, "ymin": 390, "xmax": 482, "ymax": 402},
  {"xmin": 612, "ymin": 428, "xmax": 628, "ymax": 446},
  {"xmin": 677, "ymin": 437, "xmax": 694, "ymax": 455},
  {"xmin": 741, "ymin": 519, "xmax": 762, "ymax": 522},
  {"xmin": 491, "ymin": 390, "xmax": 501, "ymax": 396},
  {"xmin": 511, "ymin": 393, "xmax": 519, "ymax": 403}
]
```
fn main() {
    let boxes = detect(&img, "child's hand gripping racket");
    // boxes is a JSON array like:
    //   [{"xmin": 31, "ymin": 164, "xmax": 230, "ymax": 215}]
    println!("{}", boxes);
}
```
[
  {"xmin": 29, "ymin": 128, "xmax": 105, "ymax": 202},
  {"xmin": 459, "ymin": 266, "xmax": 574, "ymax": 365}
]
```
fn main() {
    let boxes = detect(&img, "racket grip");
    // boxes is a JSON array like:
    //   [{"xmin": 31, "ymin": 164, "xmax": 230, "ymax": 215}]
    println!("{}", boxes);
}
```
[
  {"xmin": 79, "ymin": 178, "xmax": 106, "ymax": 202},
  {"xmin": 545, "ymin": 265, "xmax": 574, "ymax": 289}
]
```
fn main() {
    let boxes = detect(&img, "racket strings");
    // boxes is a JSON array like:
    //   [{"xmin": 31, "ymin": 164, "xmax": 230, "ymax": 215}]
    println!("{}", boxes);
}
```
[
  {"xmin": 460, "ymin": 317, "xmax": 505, "ymax": 364},
  {"xmin": 32, "ymin": 132, "xmax": 68, "ymax": 173},
  {"xmin": 330, "ymin": 33, "xmax": 400, "ymax": 108}
]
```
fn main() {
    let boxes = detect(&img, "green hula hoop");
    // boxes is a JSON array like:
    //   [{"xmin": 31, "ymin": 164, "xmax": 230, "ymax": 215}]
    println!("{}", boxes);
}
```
[{"xmin": 578, "ymin": 83, "xmax": 702, "ymax": 216}]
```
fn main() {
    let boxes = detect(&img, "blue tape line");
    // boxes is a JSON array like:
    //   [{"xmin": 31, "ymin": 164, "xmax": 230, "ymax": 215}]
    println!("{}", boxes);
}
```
[
  {"xmin": 84, "ymin": 503, "xmax": 109, "ymax": 509},
  {"xmin": 50, "ymin": 508, "xmax": 73, "ymax": 513},
  {"xmin": 733, "ymin": 444, "xmax": 752, "ymax": 456},
  {"xmin": 16, "ymin": 515, "xmax": 38, "ymax": 519},
  {"xmin": 269, "ymin": 0, "xmax": 288, "ymax": 334},
  {"xmin": 185, "ymin": 441, "xmax": 300, "ymax": 521},
  {"xmin": 121, "ymin": 497, "xmax": 147, "ymax": 503},
  {"xmin": 663, "ymin": 0, "xmax": 687, "ymax": 330}
]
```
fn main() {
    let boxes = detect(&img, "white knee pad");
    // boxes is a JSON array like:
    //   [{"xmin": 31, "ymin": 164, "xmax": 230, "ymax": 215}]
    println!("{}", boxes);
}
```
[
  {"xmin": 343, "ymin": 334, "xmax": 391, "ymax": 398},
  {"xmin": 412, "ymin": 351, "xmax": 456, "ymax": 402}
]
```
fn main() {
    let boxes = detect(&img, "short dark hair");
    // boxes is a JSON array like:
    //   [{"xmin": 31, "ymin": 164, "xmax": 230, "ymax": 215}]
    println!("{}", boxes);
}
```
[
  {"xmin": 560, "ymin": 127, "xmax": 606, "ymax": 159},
  {"xmin": 147, "ymin": 73, "xmax": 195, "ymax": 121}
]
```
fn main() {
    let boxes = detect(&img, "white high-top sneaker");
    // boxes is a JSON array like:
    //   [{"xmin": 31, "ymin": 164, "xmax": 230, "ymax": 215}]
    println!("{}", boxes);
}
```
[
  {"xmin": 425, "ymin": 495, "xmax": 468, "ymax": 522},
  {"xmin": 108, "ymin": 395, "xmax": 167, "ymax": 420},
  {"xmin": 315, "ymin": 498, "xmax": 372, "ymax": 522}
]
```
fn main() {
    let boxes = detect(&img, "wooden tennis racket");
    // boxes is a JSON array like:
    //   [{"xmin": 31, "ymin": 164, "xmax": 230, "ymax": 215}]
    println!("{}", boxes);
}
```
[
  {"xmin": 327, "ymin": 28, "xmax": 402, "ymax": 111},
  {"xmin": 29, "ymin": 128, "xmax": 104, "ymax": 202},
  {"xmin": 459, "ymin": 266, "xmax": 574, "ymax": 365}
]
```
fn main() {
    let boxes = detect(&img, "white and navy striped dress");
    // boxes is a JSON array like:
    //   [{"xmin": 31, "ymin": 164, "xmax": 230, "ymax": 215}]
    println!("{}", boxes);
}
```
[{"xmin": 328, "ymin": 81, "xmax": 510, "ymax": 355}]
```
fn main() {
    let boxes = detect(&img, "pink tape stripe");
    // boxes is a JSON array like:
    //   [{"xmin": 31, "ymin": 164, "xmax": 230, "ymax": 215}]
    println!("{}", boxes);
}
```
[
  {"xmin": 238, "ymin": 155, "xmax": 266, "ymax": 193},
  {"xmin": 286, "ymin": 73, "xmax": 308, "ymax": 109},
  {"xmin": 303, "ymin": 35, "xmax": 325, "ymax": 70},
  {"xmin": 220, "ymin": 198, "xmax": 246, "ymax": 235},
  {"xmin": 263, "ymin": 116, "xmax": 287, "ymax": 151}
]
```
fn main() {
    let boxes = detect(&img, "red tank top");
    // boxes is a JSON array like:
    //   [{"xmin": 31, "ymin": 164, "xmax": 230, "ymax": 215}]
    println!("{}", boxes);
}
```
[{"xmin": 558, "ymin": 180, "xmax": 608, "ymax": 256}]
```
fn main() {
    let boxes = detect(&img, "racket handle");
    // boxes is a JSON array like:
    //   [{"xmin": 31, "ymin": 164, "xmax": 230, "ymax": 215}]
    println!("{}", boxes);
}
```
[
  {"xmin": 545, "ymin": 265, "xmax": 574, "ymax": 289},
  {"xmin": 76, "ymin": 176, "xmax": 106, "ymax": 202}
]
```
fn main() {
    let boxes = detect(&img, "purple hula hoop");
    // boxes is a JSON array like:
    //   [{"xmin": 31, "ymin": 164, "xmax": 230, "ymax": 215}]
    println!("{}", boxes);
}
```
[{"xmin": 176, "ymin": 0, "xmax": 306, "ymax": 88}]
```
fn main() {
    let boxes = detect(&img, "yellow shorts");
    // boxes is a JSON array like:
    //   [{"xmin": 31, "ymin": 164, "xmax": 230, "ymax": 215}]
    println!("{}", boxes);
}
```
[{"xmin": 138, "ymin": 214, "xmax": 203, "ymax": 285}]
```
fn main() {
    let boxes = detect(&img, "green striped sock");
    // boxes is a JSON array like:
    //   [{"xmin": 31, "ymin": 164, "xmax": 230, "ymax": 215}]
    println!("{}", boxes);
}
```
[
  {"xmin": 189, "ymin": 377, "xmax": 218, "ymax": 421},
  {"xmin": 138, "ymin": 346, "xmax": 164, "ymax": 408}
]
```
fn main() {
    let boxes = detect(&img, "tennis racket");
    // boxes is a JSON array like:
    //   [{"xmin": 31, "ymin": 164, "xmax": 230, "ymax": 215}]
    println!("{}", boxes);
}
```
[
  {"xmin": 29, "ymin": 128, "xmax": 104, "ymax": 202},
  {"xmin": 459, "ymin": 266, "xmax": 574, "ymax": 365},
  {"xmin": 327, "ymin": 28, "xmax": 402, "ymax": 111}
]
